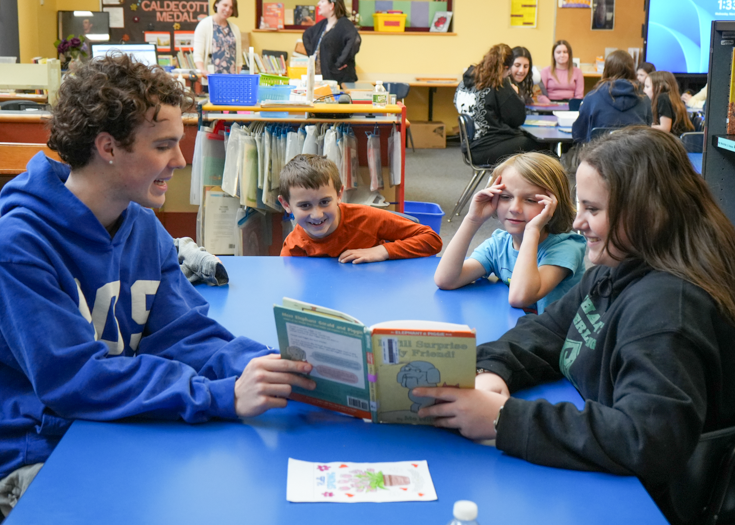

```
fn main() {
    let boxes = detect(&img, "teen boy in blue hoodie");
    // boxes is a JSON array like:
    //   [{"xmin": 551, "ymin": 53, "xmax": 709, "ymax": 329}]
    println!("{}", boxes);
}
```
[
  {"xmin": 0, "ymin": 55, "xmax": 314, "ymax": 517},
  {"xmin": 572, "ymin": 50, "xmax": 652, "ymax": 143}
]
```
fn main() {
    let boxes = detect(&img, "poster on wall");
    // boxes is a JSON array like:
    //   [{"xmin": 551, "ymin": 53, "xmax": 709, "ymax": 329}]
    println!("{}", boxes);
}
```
[
  {"xmin": 511, "ymin": 0, "xmax": 538, "ymax": 27},
  {"xmin": 144, "ymin": 31, "xmax": 171, "ymax": 52},
  {"xmin": 107, "ymin": 1, "xmax": 206, "ymax": 49},
  {"xmin": 591, "ymin": 0, "xmax": 615, "ymax": 30},
  {"xmin": 560, "ymin": 0, "xmax": 591, "ymax": 7}
]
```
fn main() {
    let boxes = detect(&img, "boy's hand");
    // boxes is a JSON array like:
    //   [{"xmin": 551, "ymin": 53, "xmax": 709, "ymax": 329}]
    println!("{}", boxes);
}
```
[
  {"xmin": 234, "ymin": 354, "xmax": 315, "ymax": 418},
  {"xmin": 525, "ymin": 191, "xmax": 557, "ymax": 234},
  {"xmin": 414, "ymin": 386, "xmax": 508, "ymax": 440},
  {"xmin": 466, "ymin": 177, "xmax": 504, "ymax": 225},
  {"xmin": 338, "ymin": 245, "xmax": 389, "ymax": 264}
]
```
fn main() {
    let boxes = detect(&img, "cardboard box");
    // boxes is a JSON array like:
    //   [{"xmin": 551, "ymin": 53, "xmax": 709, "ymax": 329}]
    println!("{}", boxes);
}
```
[{"xmin": 410, "ymin": 121, "xmax": 446, "ymax": 149}]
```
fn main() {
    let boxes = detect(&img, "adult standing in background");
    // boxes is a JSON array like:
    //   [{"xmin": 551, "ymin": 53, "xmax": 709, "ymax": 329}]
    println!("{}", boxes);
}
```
[
  {"xmin": 303, "ymin": 0, "xmax": 361, "ymax": 84},
  {"xmin": 454, "ymin": 43, "xmax": 544, "ymax": 166},
  {"xmin": 540, "ymin": 40, "xmax": 584, "ymax": 102},
  {"xmin": 193, "ymin": 0, "xmax": 243, "ymax": 79}
]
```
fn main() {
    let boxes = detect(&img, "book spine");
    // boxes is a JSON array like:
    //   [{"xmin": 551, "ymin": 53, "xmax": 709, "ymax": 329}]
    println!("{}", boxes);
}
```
[{"xmin": 365, "ymin": 327, "xmax": 378, "ymax": 423}]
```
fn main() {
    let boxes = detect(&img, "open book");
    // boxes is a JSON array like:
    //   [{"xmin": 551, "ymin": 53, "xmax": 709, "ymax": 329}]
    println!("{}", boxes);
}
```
[{"xmin": 274, "ymin": 298, "xmax": 476, "ymax": 425}]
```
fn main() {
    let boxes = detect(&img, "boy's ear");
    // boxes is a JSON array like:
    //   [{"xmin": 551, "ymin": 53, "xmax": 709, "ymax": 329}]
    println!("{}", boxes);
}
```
[
  {"xmin": 336, "ymin": 186, "xmax": 344, "ymax": 202},
  {"xmin": 278, "ymin": 195, "xmax": 292, "ymax": 213}
]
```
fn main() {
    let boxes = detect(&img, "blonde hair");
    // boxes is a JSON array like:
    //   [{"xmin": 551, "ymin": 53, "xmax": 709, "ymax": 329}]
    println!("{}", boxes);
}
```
[{"xmin": 487, "ymin": 152, "xmax": 576, "ymax": 234}]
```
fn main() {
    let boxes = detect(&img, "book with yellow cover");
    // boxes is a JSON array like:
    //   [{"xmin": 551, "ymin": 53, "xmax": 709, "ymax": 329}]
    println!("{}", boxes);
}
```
[{"xmin": 274, "ymin": 298, "xmax": 476, "ymax": 425}]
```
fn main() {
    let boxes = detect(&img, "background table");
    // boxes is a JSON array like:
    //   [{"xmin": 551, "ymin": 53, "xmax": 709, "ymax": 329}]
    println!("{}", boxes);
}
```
[{"xmin": 5, "ymin": 257, "xmax": 667, "ymax": 525}]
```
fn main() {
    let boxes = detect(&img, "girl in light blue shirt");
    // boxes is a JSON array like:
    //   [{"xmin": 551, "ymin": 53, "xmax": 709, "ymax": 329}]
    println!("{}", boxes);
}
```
[{"xmin": 435, "ymin": 152, "xmax": 586, "ymax": 314}]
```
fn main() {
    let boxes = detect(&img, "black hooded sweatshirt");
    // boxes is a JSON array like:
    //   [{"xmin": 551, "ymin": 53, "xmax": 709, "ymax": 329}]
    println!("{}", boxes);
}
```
[{"xmin": 476, "ymin": 258, "xmax": 735, "ymax": 524}]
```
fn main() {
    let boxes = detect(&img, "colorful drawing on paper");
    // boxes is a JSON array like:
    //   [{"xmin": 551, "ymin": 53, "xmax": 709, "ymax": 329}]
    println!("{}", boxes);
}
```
[
  {"xmin": 511, "ymin": 0, "xmax": 538, "ymax": 27},
  {"xmin": 286, "ymin": 459, "xmax": 438, "ymax": 503},
  {"xmin": 560, "ymin": 0, "xmax": 591, "ymax": 7}
]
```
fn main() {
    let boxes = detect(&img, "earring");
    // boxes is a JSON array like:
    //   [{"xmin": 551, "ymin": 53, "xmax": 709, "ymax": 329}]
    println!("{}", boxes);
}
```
[{"xmin": 109, "ymin": 160, "xmax": 114, "ymax": 165}]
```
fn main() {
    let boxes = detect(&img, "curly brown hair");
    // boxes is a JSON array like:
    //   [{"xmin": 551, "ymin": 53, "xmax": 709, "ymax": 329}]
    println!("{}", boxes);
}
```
[
  {"xmin": 474, "ymin": 44, "xmax": 513, "ymax": 91},
  {"xmin": 48, "ymin": 53, "xmax": 194, "ymax": 169}
]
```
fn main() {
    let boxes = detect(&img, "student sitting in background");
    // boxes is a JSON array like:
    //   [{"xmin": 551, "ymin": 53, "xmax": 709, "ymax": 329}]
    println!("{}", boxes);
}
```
[
  {"xmin": 0, "ymin": 54, "xmax": 315, "ymax": 519},
  {"xmin": 417, "ymin": 128, "xmax": 735, "ymax": 525},
  {"xmin": 454, "ymin": 43, "xmax": 545, "ymax": 167},
  {"xmin": 636, "ymin": 61, "xmax": 656, "ymax": 86},
  {"xmin": 434, "ymin": 152, "xmax": 585, "ymax": 315},
  {"xmin": 278, "ymin": 154, "xmax": 442, "ymax": 263},
  {"xmin": 539, "ymin": 40, "xmax": 584, "ymax": 102},
  {"xmin": 509, "ymin": 46, "xmax": 535, "ymax": 105},
  {"xmin": 682, "ymin": 84, "xmax": 707, "ymax": 109},
  {"xmin": 572, "ymin": 50, "xmax": 652, "ymax": 143},
  {"xmin": 643, "ymin": 71, "xmax": 694, "ymax": 136}
]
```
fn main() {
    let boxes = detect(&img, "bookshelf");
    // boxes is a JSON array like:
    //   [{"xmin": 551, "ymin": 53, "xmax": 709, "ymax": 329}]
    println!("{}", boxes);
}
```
[{"xmin": 702, "ymin": 20, "xmax": 735, "ymax": 224}]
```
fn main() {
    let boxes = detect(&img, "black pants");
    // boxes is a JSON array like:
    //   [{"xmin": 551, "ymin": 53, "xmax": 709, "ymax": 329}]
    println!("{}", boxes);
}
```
[{"xmin": 470, "ymin": 135, "xmax": 550, "ymax": 167}]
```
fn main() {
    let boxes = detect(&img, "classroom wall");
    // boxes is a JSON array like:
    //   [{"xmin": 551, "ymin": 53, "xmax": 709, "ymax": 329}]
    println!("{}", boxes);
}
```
[
  {"xmin": 17, "ymin": 0, "xmax": 98, "ymax": 63},
  {"xmin": 555, "ymin": 0, "xmax": 645, "ymax": 65},
  {"xmin": 241, "ymin": 0, "xmax": 557, "ymax": 129}
]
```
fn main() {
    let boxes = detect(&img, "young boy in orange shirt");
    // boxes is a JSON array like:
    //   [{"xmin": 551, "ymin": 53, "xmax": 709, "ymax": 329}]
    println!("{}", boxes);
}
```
[{"xmin": 278, "ymin": 155, "xmax": 442, "ymax": 263}]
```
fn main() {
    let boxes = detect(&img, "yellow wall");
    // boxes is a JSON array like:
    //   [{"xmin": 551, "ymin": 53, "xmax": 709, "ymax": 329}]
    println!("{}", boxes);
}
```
[
  {"xmin": 242, "ymin": 1, "xmax": 557, "ymax": 128},
  {"xmin": 17, "ymin": 0, "xmax": 99, "ymax": 63}
]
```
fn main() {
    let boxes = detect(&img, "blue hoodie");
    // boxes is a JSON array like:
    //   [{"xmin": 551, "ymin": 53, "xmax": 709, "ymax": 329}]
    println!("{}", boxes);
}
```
[
  {"xmin": 0, "ymin": 153, "xmax": 272, "ymax": 479},
  {"xmin": 572, "ymin": 79, "xmax": 652, "ymax": 143}
]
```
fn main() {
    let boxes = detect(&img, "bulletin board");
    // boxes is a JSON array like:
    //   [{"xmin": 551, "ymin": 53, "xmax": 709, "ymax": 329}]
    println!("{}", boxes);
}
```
[{"xmin": 104, "ymin": 0, "xmax": 207, "ymax": 45}]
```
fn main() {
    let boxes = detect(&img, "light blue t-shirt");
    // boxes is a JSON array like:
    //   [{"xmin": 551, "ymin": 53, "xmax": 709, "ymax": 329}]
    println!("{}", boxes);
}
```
[{"xmin": 469, "ymin": 229, "xmax": 587, "ymax": 314}]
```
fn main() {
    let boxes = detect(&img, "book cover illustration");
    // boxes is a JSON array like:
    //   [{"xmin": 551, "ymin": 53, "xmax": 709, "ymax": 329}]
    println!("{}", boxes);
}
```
[
  {"xmin": 274, "ymin": 298, "xmax": 476, "ymax": 424},
  {"xmin": 429, "ymin": 11, "xmax": 452, "ymax": 32},
  {"xmin": 263, "ymin": 3, "xmax": 286, "ymax": 29},
  {"xmin": 524, "ymin": 119, "xmax": 558, "ymax": 127},
  {"xmin": 287, "ymin": 459, "xmax": 437, "ymax": 503},
  {"xmin": 294, "ymin": 5, "xmax": 316, "ymax": 26}
]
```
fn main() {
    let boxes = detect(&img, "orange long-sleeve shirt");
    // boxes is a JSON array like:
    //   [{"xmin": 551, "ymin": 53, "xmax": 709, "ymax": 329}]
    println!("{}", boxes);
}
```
[{"xmin": 281, "ymin": 203, "xmax": 442, "ymax": 259}]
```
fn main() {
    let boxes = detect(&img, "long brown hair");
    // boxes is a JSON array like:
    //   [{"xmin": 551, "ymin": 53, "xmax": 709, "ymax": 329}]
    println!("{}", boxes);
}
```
[
  {"xmin": 580, "ymin": 127, "xmax": 735, "ymax": 322},
  {"xmin": 648, "ymin": 71, "xmax": 694, "ymax": 135},
  {"xmin": 551, "ymin": 40, "xmax": 574, "ymax": 84},
  {"xmin": 474, "ymin": 44, "xmax": 513, "ymax": 91}
]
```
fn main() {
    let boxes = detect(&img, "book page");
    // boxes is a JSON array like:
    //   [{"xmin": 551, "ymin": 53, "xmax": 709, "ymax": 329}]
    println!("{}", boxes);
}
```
[
  {"xmin": 287, "ymin": 459, "xmax": 437, "ymax": 503},
  {"xmin": 282, "ymin": 297, "xmax": 363, "ymax": 324}
]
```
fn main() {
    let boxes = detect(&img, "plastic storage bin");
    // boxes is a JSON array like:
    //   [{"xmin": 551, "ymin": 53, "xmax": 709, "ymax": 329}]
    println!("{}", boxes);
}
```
[
  {"xmin": 257, "ymin": 85, "xmax": 293, "ymax": 102},
  {"xmin": 259, "ymin": 73, "xmax": 290, "ymax": 86},
  {"xmin": 373, "ymin": 12, "xmax": 407, "ymax": 32},
  {"xmin": 208, "ymin": 74, "xmax": 258, "ymax": 106},
  {"xmin": 404, "ymin": 201, "xmax": 445, "ymax": 234}
]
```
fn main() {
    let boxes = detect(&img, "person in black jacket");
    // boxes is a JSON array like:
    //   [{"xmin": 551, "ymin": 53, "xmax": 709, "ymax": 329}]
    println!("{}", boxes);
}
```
[
  {"xmin": 413, "ymin": 127, "xmax": 735, "ymax": 525},
  {"xmin": 303, "ymin": 0, "xmax": 360, "ymax": 84},
  {"xmin": 454, "ymin": 43, "xmax": 544, "ymax": 166},
  {"xmin": 572, "ymin": 50, "xmax": 652, "ymax": 143}
]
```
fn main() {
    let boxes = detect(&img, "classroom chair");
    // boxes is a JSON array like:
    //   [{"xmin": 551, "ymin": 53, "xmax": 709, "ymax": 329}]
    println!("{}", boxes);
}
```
[
  {"xmin": 448, "ymin": 114, "xmax": 494, "ymax": 222},
  {"xmin": 690, "ymin": 112, "xmax": 705, "ymax": 132},
  {"xmin": 568, "ymin": 98, "xmax": 583, "ymax": 111},
  {"xmin": 667, "ymin": 425, "xmax": 735, "ymax": 525},
  {"xmin": 680, "ymin": 131, "xmax": 704, "ymax": 154},
  {"xmin": 385, "ymin": 82, "xmax": 415, "ymax": 152}
]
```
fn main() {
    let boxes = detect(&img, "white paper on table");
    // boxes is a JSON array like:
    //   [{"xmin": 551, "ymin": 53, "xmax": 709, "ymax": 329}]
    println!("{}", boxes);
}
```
[
  {"xmin": 203, "ymin": 189, "xmax": 239, "ymax": 255},
  {"xmin": 286, "ymin": 459, "xmax": 437, "ymax": 503}
]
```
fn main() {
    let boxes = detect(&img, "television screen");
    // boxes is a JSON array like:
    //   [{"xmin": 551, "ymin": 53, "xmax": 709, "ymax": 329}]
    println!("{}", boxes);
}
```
[
  {"xmin": 645, "ymin": 0, "xmax": 735, "ymax": 73},
  {"xmin": 91, "ymin": 43, "xmax": 158, "ymax": 68},
  {"xmin": 58, "ymin": 11, "xmax": 110, "ymax": 44}
]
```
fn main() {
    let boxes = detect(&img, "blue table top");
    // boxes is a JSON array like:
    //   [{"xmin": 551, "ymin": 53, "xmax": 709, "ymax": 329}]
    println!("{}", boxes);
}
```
[
  {"xmin": 526, "ymin": 102, "xmax": 570, "ymax": 113},
  {"xmin": 5, "ymin": 257, "xmax": 667, "ymax": 525},
  {"xmin": 521, "ymin": 114, "xmax": 575, "ymax": 143}
]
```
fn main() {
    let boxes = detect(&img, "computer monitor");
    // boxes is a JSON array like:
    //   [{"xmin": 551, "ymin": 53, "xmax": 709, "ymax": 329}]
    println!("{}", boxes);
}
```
[
  {"xmin": 645, "ymin": 0, "xmax": 731, "ymax": 74},
  {"xmin": 91, "ymin": 43, "xmax": 159, "ymax": 68}
]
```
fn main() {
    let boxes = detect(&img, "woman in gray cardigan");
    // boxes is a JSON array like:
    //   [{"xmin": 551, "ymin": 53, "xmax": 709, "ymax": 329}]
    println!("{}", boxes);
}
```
[{"xmin": 193, "ymin": 0, "xmax": 243, "ymax": 79}]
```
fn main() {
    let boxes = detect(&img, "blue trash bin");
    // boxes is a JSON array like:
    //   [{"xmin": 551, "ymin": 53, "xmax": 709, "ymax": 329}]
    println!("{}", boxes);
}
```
[{"xmin": 403, "ymin": 201, "xmax": 445, "ymax": 235}]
